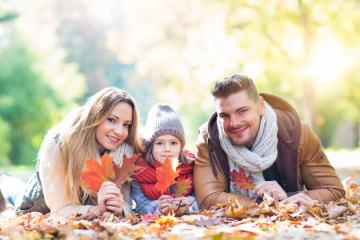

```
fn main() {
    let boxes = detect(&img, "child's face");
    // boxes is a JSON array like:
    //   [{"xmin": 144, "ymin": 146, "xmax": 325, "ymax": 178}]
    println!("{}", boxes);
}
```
[{"xmin": 152, "ymin": 135, "xmax": 181, "ymax": 164}]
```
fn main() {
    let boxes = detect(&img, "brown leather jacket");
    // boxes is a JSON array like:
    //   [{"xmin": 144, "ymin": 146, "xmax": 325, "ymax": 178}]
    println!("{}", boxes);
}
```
[{"xmin": 194, "ymin": 93, "xmax": 345, "ymax": 209}]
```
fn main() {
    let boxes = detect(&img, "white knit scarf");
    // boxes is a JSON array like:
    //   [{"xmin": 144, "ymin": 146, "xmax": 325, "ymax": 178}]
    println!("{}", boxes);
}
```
[
  {"xmin": 217, "ymin": 103, "xmax": 278, "ymax": 198},
  {"xmin": 109, "ymin": 142, "xmax": 134, "ymax": 166}
]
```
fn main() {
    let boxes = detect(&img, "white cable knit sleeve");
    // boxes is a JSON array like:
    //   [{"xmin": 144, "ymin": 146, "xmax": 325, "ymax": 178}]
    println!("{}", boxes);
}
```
[
  {"xmin": 38, "ymin": 134, "xmax": 92, "ymax": 217},
  {"xmin": 121, "ymin": 181, "xmax": 132, "ymax": 214},
  {"xmin": 110, "ymin": 142, "xmax": 134, "ymax": 214}
]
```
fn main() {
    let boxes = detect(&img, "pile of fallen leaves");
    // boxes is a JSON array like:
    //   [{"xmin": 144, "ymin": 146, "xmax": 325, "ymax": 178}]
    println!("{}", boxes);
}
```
[
  {"xmin": 1, "ymin": 181, "xmax": 360, "ymax": 239},
  {"xmin": 223, "ymin": 192, "xmax": 357, "ymax": 223}
]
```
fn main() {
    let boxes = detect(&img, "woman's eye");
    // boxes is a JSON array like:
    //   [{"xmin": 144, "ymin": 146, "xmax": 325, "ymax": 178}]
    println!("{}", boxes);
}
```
[
  {"xmin": 124, "ymin": 123, "xmax": 131, "ymax": 128},
  {"xmin": 155, "ymin": 142, "xmax": 163, "ymax": 145},
  {"xmin": 108, "ymin": 117, "xmax": 116, "ymax": 123}
]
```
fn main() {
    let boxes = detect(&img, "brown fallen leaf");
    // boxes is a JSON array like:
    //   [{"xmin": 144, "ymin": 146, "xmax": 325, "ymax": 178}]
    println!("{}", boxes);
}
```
[
  {"xmin": 306, "ymin": 205, "xmax": 324, "ymax": 219},
  {"xmin": 226, "ymin": 207, "xmax": 247, "ymax": 219},
  {"xmin": 194, "ymin": 217, "xmax": 221, "ymax": 227},
  {"xmin": 326, "ymin": 202, "xmax": 348, "ymax": 219},
  {"xmin": 346, "ymin": 201, "xmax": 357, "ymax": 214},
  {"xmin": 113, "ymin": 154, "xmax": 142, "ymax": 186},
  {"xmin": 347, "ymin": 182, "xmax": 360, "ymax": 204}
]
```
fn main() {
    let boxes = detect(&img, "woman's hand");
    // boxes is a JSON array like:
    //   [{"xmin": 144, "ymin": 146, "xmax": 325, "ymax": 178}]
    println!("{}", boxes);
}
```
[
  {"xmin": 105, "ymin": 192, "xmax": 124, "ymax": 213},
  {"xmin": 97, "ymin": 181, "xmax": 123, "ymax": 213}
]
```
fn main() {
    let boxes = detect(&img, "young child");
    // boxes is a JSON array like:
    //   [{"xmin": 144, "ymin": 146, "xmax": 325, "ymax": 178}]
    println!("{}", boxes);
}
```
[{"xmin": 131, "ymin": 104, "xmax": 198, "ymax": 215}]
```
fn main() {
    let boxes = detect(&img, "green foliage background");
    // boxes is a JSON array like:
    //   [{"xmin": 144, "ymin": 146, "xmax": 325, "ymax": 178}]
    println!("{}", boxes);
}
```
[{"xmin": 1, "ymin": 0, "xmax": 359, "ymax": 166}]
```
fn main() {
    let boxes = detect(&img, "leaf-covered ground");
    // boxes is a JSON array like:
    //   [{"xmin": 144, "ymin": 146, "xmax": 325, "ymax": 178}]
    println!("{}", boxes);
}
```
[
  {"xmin": 1, "ymin": 154, "xmax": 360, "ymax": 240},
  {"xmin": 0, "ymin": 205, "xmax": 360, "ymax": 239},
  {"xmin": 1, "ymin": 182, "xmax": 360, "ymax": 240}
]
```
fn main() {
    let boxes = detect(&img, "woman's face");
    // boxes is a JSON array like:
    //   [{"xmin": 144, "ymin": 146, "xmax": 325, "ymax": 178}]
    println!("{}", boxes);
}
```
[
  {"xmin": 95, "ymin": 102, "xmax": 133, "ymax": 153},
  {"xmin": 152, "ymin": 135, "xmax": 181, "ymax": 164}
]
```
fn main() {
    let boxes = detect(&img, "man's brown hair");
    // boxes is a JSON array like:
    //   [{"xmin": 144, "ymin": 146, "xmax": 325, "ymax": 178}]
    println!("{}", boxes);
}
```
[{"xmin": 211, "ymin": 75, "xmax": 259, "ymax": 102}]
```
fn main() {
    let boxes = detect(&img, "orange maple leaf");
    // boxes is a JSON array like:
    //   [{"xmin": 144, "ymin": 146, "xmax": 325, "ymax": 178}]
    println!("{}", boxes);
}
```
[
  {"xmin": 101, "ymin": 153, "xmax": 115, "ymax": 179},
  {"xmin": 229, "ymin": 169, "xmax": 255, "ymax": 190},
  {"xmin": 80, "ymin": 153, "xmax": 115, "ymax": 191},
  {"xmin": 155, "ymin": 158, "xmax": 179, "ymax": 195},
  {"xmin": 113, "ymin": 154, "xmax": 142, "ymax": 186}
]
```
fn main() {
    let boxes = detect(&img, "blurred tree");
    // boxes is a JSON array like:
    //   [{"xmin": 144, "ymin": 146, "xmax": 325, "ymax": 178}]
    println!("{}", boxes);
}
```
[
  {"xmin": 0, "ymin": 117, "xmax": 10, "ymax": 165},
  {"xmin": 110, "ymin": 0, "xmax": 243, "ymax": 146},
  {"xmin": 0, "ymin": 38, "xmax": 62, "ymax": 165},
  {"xmin": 0, "ymin": 11, "xmax": 18, "ymax": 23},
  {"xmin": 111, "ymin": 0, "xmax": 360, "ymax": 147},
  {"xmin": 0, "ymin": 33, "xmax": 86, "ymax": 165},
  {"xmin": 52, "ymin": 0, "xmax": 128, "ymax": 97},
  {"xmin": 1, "ymin": 0, "xmax": 359, "ymax": 152},
  {"xmin": 0, "ymin": 2, "xmax": 17, "ymax": 165},
  {"xmin": 0, "ymin": 0, "xmax": 86, "ymax": 164},
  {"xmin": 339, "ymin": 64, "xmax": 360, "ymax": 147},
  {"xmin": 216, "ymin": 0, "xmax": 360, "ymax": 146}
]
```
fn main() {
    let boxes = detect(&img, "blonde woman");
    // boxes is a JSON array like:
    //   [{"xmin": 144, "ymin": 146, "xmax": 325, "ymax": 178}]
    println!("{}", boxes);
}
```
[{"xmin": 14, "ymin": 87, "xmax": 141, "ymax": 217}]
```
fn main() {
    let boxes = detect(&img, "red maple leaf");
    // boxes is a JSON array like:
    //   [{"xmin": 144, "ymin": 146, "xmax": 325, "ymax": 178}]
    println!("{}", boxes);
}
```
[
  {"xmin": 80, "ymin": 153, "xmax": 115, "ymax": 191},
  {"xmin": 172, "ymin": 178, "xmax": 192, "ymax": 197},
  {"xmin": 155, "ymin": 158, "xmax": 179, "ymax": 195},
  {"xmin": 229, "ymin": 169, "xmax": 255, "ymax": 190},
  {"xmin": 113, "ymin": 153, "xmax": 142, "ymax": 186}
]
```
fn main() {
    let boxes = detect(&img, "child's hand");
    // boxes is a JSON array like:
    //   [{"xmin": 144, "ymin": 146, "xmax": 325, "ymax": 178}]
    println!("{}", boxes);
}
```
[
  {"xmin": 158, "ymin": 195, "xmax": 176, "ymax": 214},
  {"xmin": 174, "ymin": 196, "xmax": 192, "ymax": 216}
]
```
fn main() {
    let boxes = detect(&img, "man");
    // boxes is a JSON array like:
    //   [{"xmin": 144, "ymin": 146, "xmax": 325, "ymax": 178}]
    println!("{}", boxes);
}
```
[{"xmin": 194, "ymin": 75, "xmax": 344, "ymax": 209}]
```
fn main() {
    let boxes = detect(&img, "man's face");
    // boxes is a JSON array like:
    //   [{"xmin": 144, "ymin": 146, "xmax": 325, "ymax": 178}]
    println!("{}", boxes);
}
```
[{"xmin": 215, "ymin": 90, "xmax": 264, "ymax": 148}]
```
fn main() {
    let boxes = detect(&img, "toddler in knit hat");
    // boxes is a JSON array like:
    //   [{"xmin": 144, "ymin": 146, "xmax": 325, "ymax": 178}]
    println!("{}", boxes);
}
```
[{"xmin": 131, "ymin": 104, "xmax": 198, "ymax": 215}]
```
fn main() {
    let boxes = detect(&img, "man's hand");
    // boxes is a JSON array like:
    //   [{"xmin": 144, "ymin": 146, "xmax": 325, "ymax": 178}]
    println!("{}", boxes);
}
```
[
  {"xmin": 253, "ymin": 181, "xmax": 287, "ymax": 201},
  {"xmin": 282, "ymin": 192, "xmax": 315, "ymax": 206}
]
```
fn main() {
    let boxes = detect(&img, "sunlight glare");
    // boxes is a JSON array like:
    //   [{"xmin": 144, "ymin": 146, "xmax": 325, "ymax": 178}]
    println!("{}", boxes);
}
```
[{"xmin": 302, "ymin": 37, "xmax": 352, "ymax": 94}]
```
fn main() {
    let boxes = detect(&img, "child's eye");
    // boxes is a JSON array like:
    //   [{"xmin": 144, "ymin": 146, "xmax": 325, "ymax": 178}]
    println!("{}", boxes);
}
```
[{"xmin": 171, "ymin": 141, "xmax": 178, "ymax": 145}]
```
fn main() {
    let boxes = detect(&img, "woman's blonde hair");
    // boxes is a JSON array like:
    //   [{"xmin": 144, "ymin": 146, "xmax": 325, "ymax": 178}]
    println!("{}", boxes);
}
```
[{"xmin": 60, "ymin": 87, "xmax": 141, "ymax": 203}]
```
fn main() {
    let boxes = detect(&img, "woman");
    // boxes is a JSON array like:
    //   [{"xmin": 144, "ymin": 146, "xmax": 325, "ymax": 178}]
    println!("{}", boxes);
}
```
[{"xmin": 14, "ymin": 87, "xmax": 141, "ymax": 217}]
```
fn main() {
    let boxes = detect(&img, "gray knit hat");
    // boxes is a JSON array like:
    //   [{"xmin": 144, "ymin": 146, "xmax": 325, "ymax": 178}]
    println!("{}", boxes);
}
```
[{"xmin": 143, "ymin": 104, "xmax": 185, "ymax": 149}]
